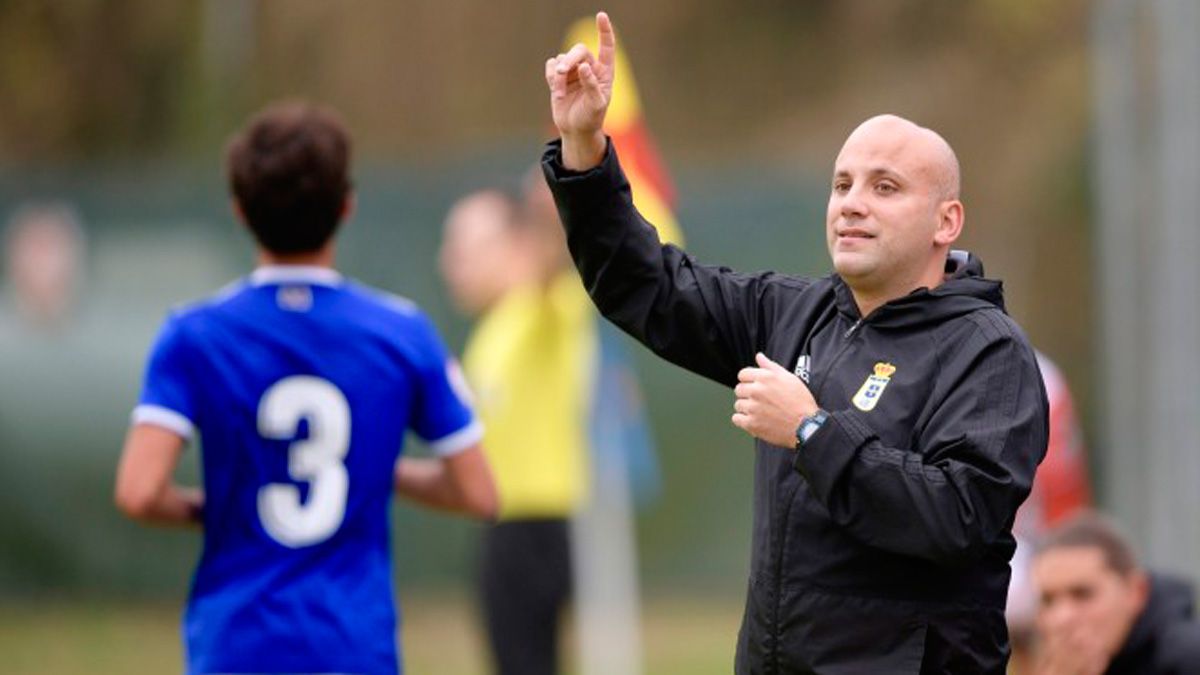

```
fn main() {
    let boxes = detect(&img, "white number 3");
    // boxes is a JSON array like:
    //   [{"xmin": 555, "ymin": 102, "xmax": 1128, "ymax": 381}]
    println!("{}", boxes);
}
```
[{"xmin": 256, "ymin": 376, "xmax": 351, "ymax": 547}]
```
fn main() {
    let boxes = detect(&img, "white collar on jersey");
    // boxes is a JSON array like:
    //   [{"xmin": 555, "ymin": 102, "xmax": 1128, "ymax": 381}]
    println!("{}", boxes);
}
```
[{"xmin": 249, "ymin": 265, "xmax": 343, "ymax": 287}]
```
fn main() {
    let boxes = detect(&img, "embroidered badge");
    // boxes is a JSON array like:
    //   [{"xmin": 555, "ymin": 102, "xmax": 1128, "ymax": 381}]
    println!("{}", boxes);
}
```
[{"xmin": 852, "ymin": 362, "xmax": 896, "ymax": 412}]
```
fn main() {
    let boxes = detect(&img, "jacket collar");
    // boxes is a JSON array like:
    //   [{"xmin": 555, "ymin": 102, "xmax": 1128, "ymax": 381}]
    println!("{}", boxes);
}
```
[{"xmin": 831, "ymin": 250, "xmax": 1005, "ymax": 326}]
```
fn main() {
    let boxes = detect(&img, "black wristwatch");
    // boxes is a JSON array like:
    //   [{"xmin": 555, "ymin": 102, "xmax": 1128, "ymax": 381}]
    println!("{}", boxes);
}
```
[{"xmin": 795, "ymin": 409, "xmax": 829, "ymax": 450}]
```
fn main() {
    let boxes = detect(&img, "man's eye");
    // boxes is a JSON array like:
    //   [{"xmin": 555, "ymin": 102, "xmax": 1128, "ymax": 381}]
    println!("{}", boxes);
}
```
[
  {"xmin": 1070, "ymin": 587, "xmax": 1095, "ymax": 602},
  {"xmin": 876, "ymin": 182, "xmax": 897, "ymax": 194},
  {"xmin": 833, "ymin": 182, "xmax": 850, "ymax": 193}
]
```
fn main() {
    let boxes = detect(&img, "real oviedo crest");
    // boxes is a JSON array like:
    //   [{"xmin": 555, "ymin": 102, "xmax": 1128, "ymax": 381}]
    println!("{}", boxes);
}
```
[{"xmin": 852, "ymin": 362, "xmax": 896, "ymax": 412}]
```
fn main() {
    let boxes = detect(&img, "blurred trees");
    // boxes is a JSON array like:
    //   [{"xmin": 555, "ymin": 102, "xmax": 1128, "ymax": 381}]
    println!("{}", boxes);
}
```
[
  {"xmin": 0, "ymin": 0, "xmax": 1100, "ymax": 595},
  {"xmin": 0, "ymin": 1, "xmax": 200, "ymax": 160},
  {"xmin": 1, "ymin": 1, "xmax": 1088, "ymax": 162}
]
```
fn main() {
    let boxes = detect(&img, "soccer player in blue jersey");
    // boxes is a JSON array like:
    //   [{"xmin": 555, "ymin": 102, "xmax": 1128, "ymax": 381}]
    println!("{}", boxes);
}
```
[{"xmin": 113, "ymin": 101, "xmax": 498, "ymax": 675}]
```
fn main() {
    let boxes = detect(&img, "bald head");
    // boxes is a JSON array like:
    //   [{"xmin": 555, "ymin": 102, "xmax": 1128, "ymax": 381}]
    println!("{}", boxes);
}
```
[
  {"xmin": 840, "ymin": 115, "xmax": 960, "ymax": 201},
  {"xmin": 826, "ymin": 114, "xmax": 967, "ymax": 314}
]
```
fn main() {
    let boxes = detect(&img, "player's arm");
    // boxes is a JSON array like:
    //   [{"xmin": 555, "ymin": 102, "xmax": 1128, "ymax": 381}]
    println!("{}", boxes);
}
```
[
  {"xmin": 394, "ymin": 444, "xmax": 498, "ymax": 520},
  {"xmin": 114, "ymin": 424, "xmax": 203, "ymax": 528},
  {"xmin": 404, "ymin": 314, "xmax": 496, "ymax": 519}
]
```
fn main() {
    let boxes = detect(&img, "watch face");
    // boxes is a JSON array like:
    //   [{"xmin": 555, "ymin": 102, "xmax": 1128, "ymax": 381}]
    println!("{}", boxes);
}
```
[
  {"xmin": 797, "ymin": 411, "xmax": 827, "ymax": 445},
  {"xmin": 799, "ymin": 420, "xmax": 817, "ymax": 443}
]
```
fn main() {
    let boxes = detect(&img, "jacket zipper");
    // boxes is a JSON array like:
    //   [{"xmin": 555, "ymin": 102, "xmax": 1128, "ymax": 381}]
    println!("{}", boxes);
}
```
[
  {"xmin": 844, "ymin": 318, "xmax": 863, "ymax": 338},
  {"xmin": 811, "ymin": 315, "xmax": 867, "ymax": 398},
  {"xmin": 765, "ymin": 313, "xmax": 867, "ymax": 672}
]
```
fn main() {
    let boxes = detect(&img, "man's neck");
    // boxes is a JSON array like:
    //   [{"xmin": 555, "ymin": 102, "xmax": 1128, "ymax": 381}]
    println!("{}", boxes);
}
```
[
  {"xmin": 257, "ymin": 245, "xmax": 335, "ymax": 269},
  {"xmin": 850, "ymin": 291, "xmax": 891, "ymax": 319},
  {"xmin": 849, "ymin": 256, "xmax": 948, "ymax": 317}
]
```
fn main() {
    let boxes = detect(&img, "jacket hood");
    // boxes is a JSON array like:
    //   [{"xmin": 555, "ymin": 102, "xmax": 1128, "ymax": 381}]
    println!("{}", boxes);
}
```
[
  {"xmin": 1108, "ymin": 573, "xmax": 1196, "ymax": 670},
  {"xmin": 833, "ymin": 250, "xmax": 1006, "ymax": 329}
]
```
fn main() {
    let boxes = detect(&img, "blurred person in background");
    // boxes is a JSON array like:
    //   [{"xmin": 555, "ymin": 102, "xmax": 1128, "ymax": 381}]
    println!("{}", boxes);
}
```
[
  {"xmin": 2, "ymin": 202, "xmax": 86, "ymax": 331},
  {"xmin": 440, "ymin": 176, "xmax": 667, "ymax": 675},
  {"xmin": 113, "ymin": 101, "xmax": 497, "ymax": 675},
  {"xmin": 440, "ymin": 185, "xmax": 577, "ymax": 675},
  {"xmin": 1031, "ymin": 512, "xmax": 1200, "ymax": 675},
  {"xmin": 1008, "ymin": 351, "xmax": 1094, "ymax": 671},
  {"xmin": 438, "ymin": 17, "xmax": 683, "ymax": 675},
  {"xmin": 542, "ymin": 13, "xmax": 1048, "ymax": 673}
]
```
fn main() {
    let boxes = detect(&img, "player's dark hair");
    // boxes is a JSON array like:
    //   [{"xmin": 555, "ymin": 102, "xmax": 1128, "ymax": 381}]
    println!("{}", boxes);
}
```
[
  {"xmin": 1035, "ymin": 511, "xmax": 1139, "ymax": 576},
  {"xmin": 226, "ymin": 101, "xmax": 352, "ymax": 254}
]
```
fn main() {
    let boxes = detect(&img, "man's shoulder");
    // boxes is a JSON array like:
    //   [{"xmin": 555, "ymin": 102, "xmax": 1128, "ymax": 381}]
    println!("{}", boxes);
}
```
[
  {"xmin": 1153, "ymin": 617, "xmax": 1200, "ymax": 673},
  {"xmin": 775, "ymin": 271, "xmax": 830, "ymax": 293},
  {"xmin": 1145, "ymin": 573, "xmax": 1200, "ymax": 671},
  {"xmin": 916, "ymin": 299, "xmax": 1031, "ymax": 358},
  {"xmin": 756, "ymin": 270, "xmax": 835, "ymax": 307},
  {"xmin": 928, "ymin": 306, "xmax": 1039, "ymax": 379},
  {"xmin": 337, "ymin": 283, "xmax": 453, "ymax": 364},
  {"xmin": 748, "ymin": 272, "xmax": 837, "ymax": 341},
  {"xmin": 153, "ymin": 279, "xmax": 251, "ymax": 344},
  {"xmin": 169, "ymin": 279, "xmax": 249, "ymax": 320},
  {"xmin": 340, "ymin": 281, "xmax": 427, "ymax": 322},
  {"xmin": 960, "ymin": 305, "xmax": 1028, "ymax": 342}
]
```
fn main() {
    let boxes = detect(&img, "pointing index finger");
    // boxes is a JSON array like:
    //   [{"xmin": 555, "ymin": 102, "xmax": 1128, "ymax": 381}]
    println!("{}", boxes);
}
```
[{"xmin": 596, "ymin": 11, "xmax": 616, "ymax": 70}]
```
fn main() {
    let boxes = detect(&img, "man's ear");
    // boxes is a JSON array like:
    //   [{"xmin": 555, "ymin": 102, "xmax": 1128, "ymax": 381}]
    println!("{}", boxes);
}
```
[
  {"xmin": 231, "ymin": 199, "xmax": 247, "ymax": 227},
  {"xmin": 340, "ymin": 193, "xmax": 357, "ymax": 223},
  {"xmin": 1129, "ymin": 569, "xmax": 1151, "ymax": 612},
  {"xmin": 933, "ymin": 200, "xmax": 964, "ymax": 247}
]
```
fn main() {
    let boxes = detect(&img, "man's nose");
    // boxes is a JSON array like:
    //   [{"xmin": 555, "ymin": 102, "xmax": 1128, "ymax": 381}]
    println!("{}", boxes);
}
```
[
  {"xmin": 1042, "ymin": 602, "xmax": 1077, "ymax": 631},
  {"xmin": 839, "ymin": 186, "xmax": 868, "ymax": 219}
]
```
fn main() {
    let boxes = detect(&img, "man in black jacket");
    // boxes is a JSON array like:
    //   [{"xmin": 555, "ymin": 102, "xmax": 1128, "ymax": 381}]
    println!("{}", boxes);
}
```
[
  {"xmin": 542, "ymin": 13, "xmax": 1048, "ymax": 674},
  {"xmin": 1031, "ymin": 512, "xmax": 1200, "ymax": 675}
]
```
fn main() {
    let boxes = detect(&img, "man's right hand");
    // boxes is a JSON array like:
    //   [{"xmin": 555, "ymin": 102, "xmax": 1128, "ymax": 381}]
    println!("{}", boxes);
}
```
[{"xmin": 544, "ymin": 11, "xmax": 615, "ymax": 170}]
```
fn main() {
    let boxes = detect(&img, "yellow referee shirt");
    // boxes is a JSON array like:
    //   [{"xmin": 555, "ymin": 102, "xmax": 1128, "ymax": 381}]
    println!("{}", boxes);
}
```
[{"xmin": 462, "ymin": 273, "xmax": 595, "ymax": 520}]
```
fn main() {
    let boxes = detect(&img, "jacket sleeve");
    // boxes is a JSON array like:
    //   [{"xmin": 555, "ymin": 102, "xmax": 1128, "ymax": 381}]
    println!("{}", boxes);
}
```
[
  {"xmin": 793, "ymin": 320, "xmax": 1049, "ymax": 566},
  {"xmin": 541, "ymin": 138, "xmax": 802, "ymax": 388}
]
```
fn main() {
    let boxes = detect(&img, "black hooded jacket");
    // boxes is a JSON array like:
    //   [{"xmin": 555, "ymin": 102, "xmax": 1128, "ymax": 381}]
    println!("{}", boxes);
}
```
[
  {"xmin": 1106, "ymin": 574, "xmax": 1200, "ymax": 675},
  {"xmin": 542, "ymin": 139, "xmax": 1049, "ymax": 674}
]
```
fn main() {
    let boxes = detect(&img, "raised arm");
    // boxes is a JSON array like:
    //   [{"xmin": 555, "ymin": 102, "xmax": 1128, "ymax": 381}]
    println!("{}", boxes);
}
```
[{"xmin": 541, "ymin": 13, "xmax": 810, "ymax": 387}]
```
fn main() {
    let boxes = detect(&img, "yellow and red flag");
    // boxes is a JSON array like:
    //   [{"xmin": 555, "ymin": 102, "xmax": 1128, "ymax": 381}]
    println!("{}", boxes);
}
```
[{"xmin": 563, "ymin": 17, "xmax": 683, "ymax": 247}]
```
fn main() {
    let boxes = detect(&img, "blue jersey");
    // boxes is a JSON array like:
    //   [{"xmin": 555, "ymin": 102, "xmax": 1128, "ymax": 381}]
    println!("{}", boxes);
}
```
[{"xmin": 133, "ymin": 265, "xmax": 481, "ymax": 675}]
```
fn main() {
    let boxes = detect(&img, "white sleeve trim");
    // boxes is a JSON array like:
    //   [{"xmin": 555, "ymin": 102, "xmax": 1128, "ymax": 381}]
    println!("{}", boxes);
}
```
[
  {"xmin": 425, "ymin": 419, "xmax": 484, "ymax": 457},
  {"xmin": 131, "ymin": 404, "xmax": 195, "ymax": 441}
]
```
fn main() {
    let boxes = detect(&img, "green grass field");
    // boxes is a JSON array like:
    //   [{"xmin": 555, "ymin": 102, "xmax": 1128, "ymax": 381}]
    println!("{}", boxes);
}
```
[{"xmin": 0, "ymin": 592, "xmax": 741, "ymax": 674}]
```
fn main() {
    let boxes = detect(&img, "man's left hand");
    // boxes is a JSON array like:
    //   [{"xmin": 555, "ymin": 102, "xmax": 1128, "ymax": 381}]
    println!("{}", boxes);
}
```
[{"xmin": 732, "ymin": 352, "xmax": 819, "ymax": 448}]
